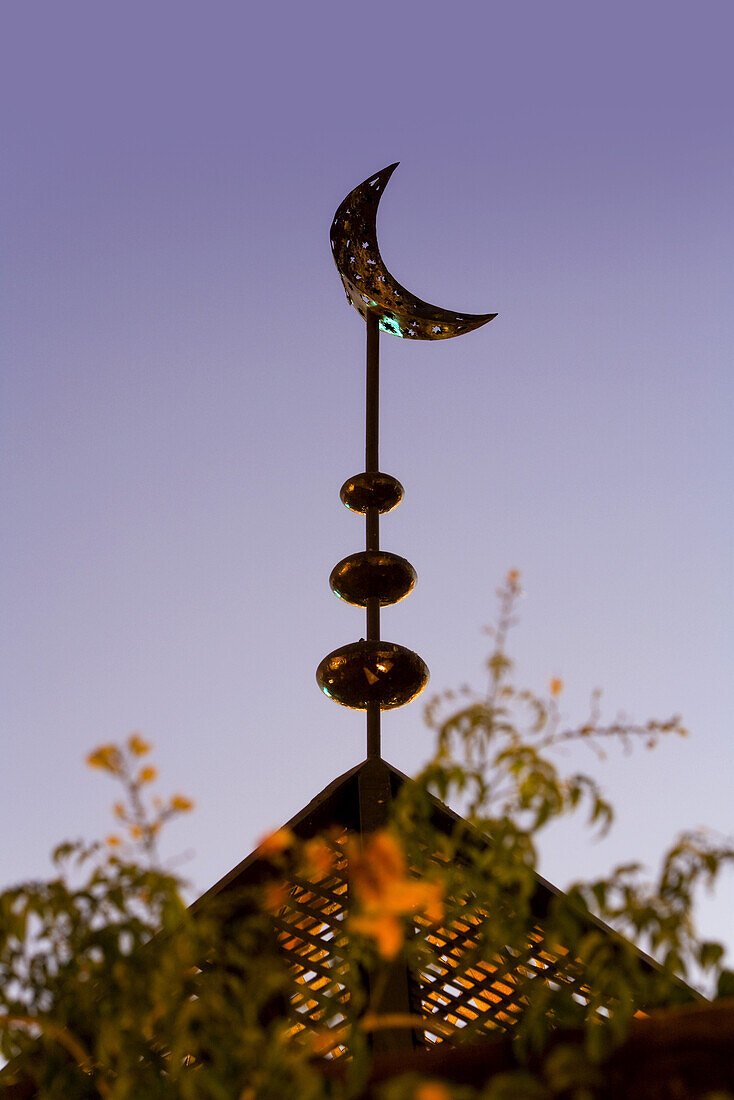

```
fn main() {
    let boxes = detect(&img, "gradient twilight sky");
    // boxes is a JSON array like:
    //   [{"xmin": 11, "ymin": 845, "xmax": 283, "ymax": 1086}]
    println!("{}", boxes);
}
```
[{"xmin": 2, "ymin": 2, "xmax": 733, "ymax": 960}]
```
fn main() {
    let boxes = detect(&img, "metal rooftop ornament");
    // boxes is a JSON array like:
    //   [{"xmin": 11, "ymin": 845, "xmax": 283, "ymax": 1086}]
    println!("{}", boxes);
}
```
[
  {"xmin": 317, "ymin": 163, "xmax": 496, "ymax": 758},
  {"xmin": 329, "ymin": 162, "xmax": 496, "ymax": 340},
  {"xmin": 188, "ymin": 180, "xmax": 694, "ymax": 1064}
]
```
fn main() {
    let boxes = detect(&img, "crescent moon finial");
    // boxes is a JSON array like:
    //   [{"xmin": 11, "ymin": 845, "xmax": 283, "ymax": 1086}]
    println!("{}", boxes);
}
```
[{"xmin": 330, "ymin": 163, "xmax": 497, "ymax": 340}]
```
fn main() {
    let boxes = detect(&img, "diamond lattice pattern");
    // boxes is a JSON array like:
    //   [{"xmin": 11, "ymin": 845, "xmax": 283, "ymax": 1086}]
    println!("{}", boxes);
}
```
[{"xmin": 274, "ymin": 835, "xmax": 589, "ymax": 1056}]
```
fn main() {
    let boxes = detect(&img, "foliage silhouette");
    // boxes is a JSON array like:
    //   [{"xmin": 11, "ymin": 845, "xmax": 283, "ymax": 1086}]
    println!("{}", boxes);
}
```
[{"xmin": 1, "ymin": 574, "xmax": 732, "ymax": 1098}]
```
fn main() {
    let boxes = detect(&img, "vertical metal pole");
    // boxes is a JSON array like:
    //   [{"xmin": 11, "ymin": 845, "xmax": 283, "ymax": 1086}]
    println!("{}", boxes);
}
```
[
  {"xmin": 360, "ymin": 313, "xmax": 415, "ymax": 1051},
  {"xmin": 365, "ymin": 312, "xmax": 381, "ymax": 759},
  {"xmin": 365, "ymin": 312, "xmax": 380, "ymax": 476}
]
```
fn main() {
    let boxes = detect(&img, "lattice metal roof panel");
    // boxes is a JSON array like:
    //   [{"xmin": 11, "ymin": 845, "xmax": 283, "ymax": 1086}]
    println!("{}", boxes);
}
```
[{"xmin": 193, "ymin": 758, "xmax": 685, "ymax": 1058}]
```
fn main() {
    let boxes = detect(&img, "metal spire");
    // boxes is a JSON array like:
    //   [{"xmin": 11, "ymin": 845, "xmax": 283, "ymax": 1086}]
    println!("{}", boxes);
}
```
[{"xmin": 316, "ymin": 163, "xmax": 495, "ymax": 762}]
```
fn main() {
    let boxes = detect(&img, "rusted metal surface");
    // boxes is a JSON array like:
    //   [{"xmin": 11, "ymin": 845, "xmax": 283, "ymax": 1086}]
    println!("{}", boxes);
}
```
[{"xmin": 330, "ymin": 163, "xmax": 496, "ymax": 340}]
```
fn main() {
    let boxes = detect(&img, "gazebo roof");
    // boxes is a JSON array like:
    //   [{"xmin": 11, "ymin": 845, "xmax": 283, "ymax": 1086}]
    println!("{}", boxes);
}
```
[{"xmin": 192, "ymin": 756, "xmax": 687, "ymax": 1059}]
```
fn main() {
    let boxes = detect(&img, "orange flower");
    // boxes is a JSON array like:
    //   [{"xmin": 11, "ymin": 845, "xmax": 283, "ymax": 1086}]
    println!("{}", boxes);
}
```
[
  {"xmin": 129, "ymin": 824, "xmax": 143, "ymax": 840},
  {"xmin": 308, "ymin": 1027, "xmax": 343, "ymax": 1057},
  {"xmin": 257, "ymin": 827, "xmax": 295, "ymax": 859},
  {"xmin": 106, "ymin": 834, "xmax": 121, "ymax": 847},
  {"xmin": 86, "ymin": 744, "xmax": 123, "ymax": 774},
  {"xmin": 414, "ymin": 1083, "xmax": 451, "ymax": 1100},
  {"xmin": 263, "ymin": 881, "xmax": 289, "ymax": 913},
  {"xmin": 137, "ymin": 765, "xmax": 158, "ymax": 784},
  {"xmin": 506, "ymin": 568, "xmax": 520, "ymax": 585},
  {"xmin": 549, "ymin": 677, "xmax": 563, "ymax": 697},
  {"xmin": 127, "ymin": 733, "xmax": 151, "ymax": 756},
  {"xmin": 113, "ymin": 801, "xmax": 126, "ymax": 820},
  {"xmin": 348, "ymin": 831, "xmax": 444, "ymax": 958},
  {"xmin": 170, "ymin": 794, "xmax": 194, "ymax": 812},
  {"xmin": 303, "ymin": 836, "xmax": 336, "ymax": 879},
  {"xmin": 348, "ymin": 830, "xmax": 406, "ymax": 907},
  {"xmin": 350, "ymin": 912, "xmax": 404, "ymax": 959}
]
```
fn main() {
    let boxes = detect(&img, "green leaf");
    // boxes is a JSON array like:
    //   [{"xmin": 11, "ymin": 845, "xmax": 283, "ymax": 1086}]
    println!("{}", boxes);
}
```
[{"xmin": 716, "ymin": 969, "xmax": 734, "ymax": 999}]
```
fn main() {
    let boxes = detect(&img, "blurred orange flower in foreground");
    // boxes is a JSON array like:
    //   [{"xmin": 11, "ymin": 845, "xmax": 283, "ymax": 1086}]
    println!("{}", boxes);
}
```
[
  {"xmin": 137, "ymin": 765, "xmax": 158, "ymax": 784},
  {"xmin": 170, "ymin": 794, "xmax": 194, "ymax": 812},
  {"xmin": 86, "ymin": 744, "xmax": 123, "ymax": 773},
  {"xmin": 550, "ymin": 677, "xmax": 564, "ymax": 696},
  {"xmin": 347, "ymin": 830, "xmax": 443, "ymax": 959},
  {"xmin": 263, "ymin": 881, "xmax": 290, "ymax": 913},
  {"xmin": 414, "ymin": 1083, "xmax": 451, "ymax": 1100},
  {"xmin": 127, "ymin": 732, "xmax": 151, "ymax": 756},
  {"xmin": 303, "ymin": 836, "xmax": 337, "ymax": 879},
  {"xmin": 257, "ymin": 827, "xmax": 295, "ymax": 859}
]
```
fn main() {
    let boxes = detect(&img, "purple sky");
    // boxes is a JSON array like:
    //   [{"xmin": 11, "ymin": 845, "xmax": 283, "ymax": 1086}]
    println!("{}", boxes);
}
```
[{"xmin": 3, "ymin": 2, "xmax": 733, "ymax": 964}]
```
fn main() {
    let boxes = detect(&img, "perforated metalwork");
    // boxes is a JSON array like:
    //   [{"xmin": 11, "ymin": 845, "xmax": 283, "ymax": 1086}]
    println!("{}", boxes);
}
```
[
  {"xmin": 330, "ymin": 163, "xmax": 497, "ymax": 340},
  {"xmin": 273, "ymin": 834, "xmax": 590, "ymax": 1057},
  {"xmin": 412, "ymin": 913, "xmax": 587, "ymax": 1047},
  {"xmin": 274, "ymin": 838, "xmax": 351, "ymax": 1059}
]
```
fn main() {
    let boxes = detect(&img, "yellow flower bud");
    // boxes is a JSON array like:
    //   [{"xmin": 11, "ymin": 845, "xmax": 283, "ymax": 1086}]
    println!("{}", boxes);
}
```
[
  {"xmin": 127, "ymin": 733, "xmax": 151, "ymax": 756},
  {"xmin": 86, "ymin": 744, "xmax": 123, "ymax": 773},
  {"xmin": 170, "ymin": 794, "xmax": 194, "ymax": 812}
]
